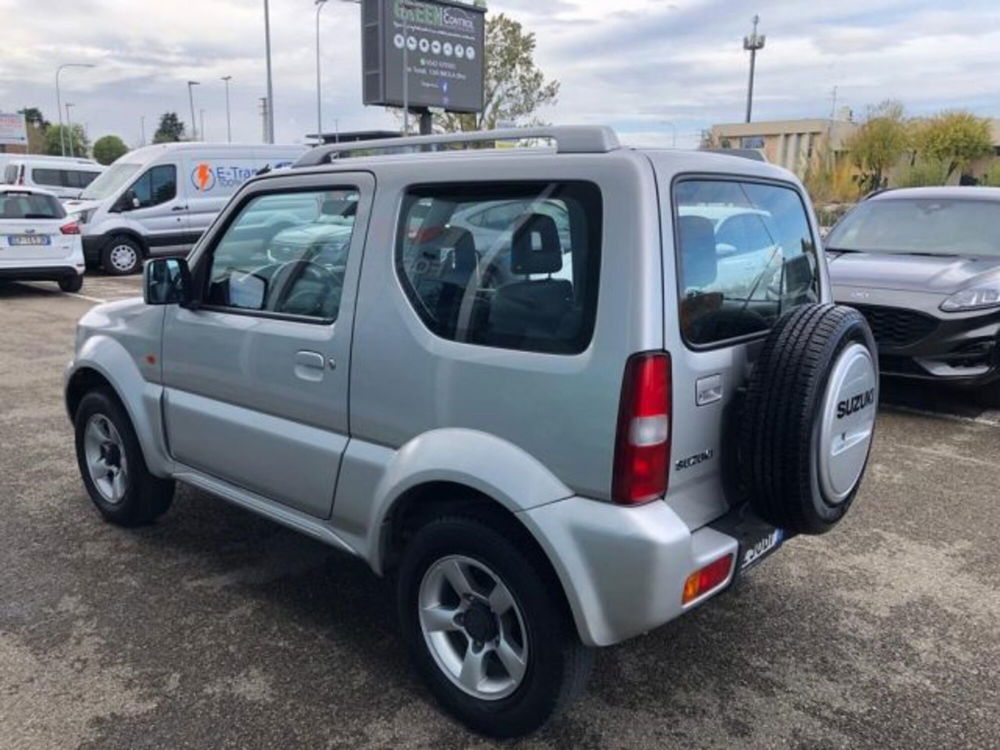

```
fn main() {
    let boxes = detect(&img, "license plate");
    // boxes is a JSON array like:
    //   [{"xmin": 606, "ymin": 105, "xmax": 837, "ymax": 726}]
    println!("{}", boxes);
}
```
[
  {"xmin": 7, "ymin": 235, "xmax": 50, "ymax": 246},
  {"xmin": 740, "ymin": 528, "xmax": 783, "ymax": 571}
]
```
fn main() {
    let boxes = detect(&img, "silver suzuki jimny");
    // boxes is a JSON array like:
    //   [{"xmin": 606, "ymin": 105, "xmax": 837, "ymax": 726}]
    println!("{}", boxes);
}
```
[{"xmin": 66, "ymin": 127, "xmax": 878, "ymax": 738}]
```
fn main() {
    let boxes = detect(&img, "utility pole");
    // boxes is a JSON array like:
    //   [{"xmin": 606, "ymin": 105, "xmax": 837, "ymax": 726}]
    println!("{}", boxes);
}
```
[
  {"xmin": 221, "ymin": 76, "xmax": 233, "ymax": 143},
  {"xmin": 315, "ymin": 0, "xmax": 328, "ymax": 143},
  {"xmin": 140, "ymin": 115, "xmax": 146, "ymax": 146},
  {"xmin": 743, "ymin": 15, "xmax": 766, "ymax": 123},
  {"xmin": 200, "ymin": 109, "xmax": 206, "ymax": 142},
  {"xmin": 64, "ymin": 102, "xmax": 75, "ymax": 157},
  {"xmin": 263, "ymin": 0, "xmax": 275, "ymax": 143},
  {"xmin": 187, "ymin": 80, "xmax": 200, "ymax": 140},
  {"xmin": 259, "ymin": 97, "xmax": 269, "ymax": 142}
]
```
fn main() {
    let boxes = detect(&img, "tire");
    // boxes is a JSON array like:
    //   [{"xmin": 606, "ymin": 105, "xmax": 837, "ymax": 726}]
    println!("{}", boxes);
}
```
[
  {"xmin": 73, "ymin": 388, "xmax": 174, "ymax": 527},
  {"xmin": 740, "ymin": 304, "xmax": 879, "ymax": 535},
  {"xmin": 396, "ymin": 515, "xmax": 593, "ymax": 739},
  {"xmin": 101, "ymin": 236, "xmax": 144, "ymax": 275},
  {"xmin": 58, "ymin": 275, "xmax": 83, "ymax": 293},
  {"xmin": 978, "ymin": 380, "xmax": 1000, "ymax": 410}
]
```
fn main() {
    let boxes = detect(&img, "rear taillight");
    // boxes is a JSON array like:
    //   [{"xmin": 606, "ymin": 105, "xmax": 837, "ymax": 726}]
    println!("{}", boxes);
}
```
[
  {"xmin": 612, "ymin": 351, "xmax": 671, "ymax": 504},
  {"xmin": 60, "ymin": 222, "xmax": 81, "ymax": 235}
]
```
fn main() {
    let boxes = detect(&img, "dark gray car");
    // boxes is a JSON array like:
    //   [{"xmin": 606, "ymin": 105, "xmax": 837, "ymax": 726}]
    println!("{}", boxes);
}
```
[{"xmin": 827, "ymin": 187, "xmax": 1000, "ymax": 406}]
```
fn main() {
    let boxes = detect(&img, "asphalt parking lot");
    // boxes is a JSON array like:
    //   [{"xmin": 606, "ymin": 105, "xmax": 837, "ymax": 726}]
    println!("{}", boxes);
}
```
[{"xmin": 1, "ymin": 275, "xmax": 999, "ymax": 750}]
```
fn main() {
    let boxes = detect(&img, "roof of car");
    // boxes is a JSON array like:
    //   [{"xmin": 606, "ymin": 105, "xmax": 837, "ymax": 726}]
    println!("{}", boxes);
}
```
[
  {"xmin": 285, "ymin": 126, "xmax": 798, "ymax": 188},
  {"xmin": 868, "ymin": 186, "xmax": 1000, "ymax": 202}
]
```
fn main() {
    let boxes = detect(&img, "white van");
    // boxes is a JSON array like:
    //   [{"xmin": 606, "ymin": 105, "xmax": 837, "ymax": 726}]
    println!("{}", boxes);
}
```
[
  {"xmin": 63, "ymin": 143, "xmax": 307, "ymax": 274},
  {"xmin": 2, "ymin": 156, "xmax": 105, "ymax": 200}
]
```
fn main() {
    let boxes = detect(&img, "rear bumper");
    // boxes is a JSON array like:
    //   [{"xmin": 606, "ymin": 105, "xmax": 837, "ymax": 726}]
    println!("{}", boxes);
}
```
[
  {"xmin": 519, "ymin": 497, "xmax": 782, "ymax": 647},
  {"xmin": 0, "ymin": 265, "xmax": 83, "ymax": 282}
]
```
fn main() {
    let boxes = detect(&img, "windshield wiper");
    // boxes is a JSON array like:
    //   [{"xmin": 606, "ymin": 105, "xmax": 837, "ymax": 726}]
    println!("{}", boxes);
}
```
[{"xmin": 824, "ymin": 247, "xmax": 862, "ymax": 253}]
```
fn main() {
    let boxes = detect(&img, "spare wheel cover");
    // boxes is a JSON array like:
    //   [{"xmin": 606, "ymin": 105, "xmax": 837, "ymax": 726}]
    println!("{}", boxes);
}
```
[{"xmin": 815, "ymin": 341, "xmax": 878, "ymax": 505}]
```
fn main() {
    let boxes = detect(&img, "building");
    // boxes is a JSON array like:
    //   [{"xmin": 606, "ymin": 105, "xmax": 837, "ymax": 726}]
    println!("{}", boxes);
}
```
[{"xmin": 709, "ymin": 116, "xmax": 858, "ymax": 177}]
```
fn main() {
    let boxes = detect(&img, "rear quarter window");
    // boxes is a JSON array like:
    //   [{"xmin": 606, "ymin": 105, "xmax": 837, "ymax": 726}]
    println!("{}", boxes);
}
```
[
  {"xmin": 396, "ymin": 181, "xmax": 603, "ymax": 355},
  {"xmin": 673, "ymin": 177, "xmax": 819, "ymax": 346}
]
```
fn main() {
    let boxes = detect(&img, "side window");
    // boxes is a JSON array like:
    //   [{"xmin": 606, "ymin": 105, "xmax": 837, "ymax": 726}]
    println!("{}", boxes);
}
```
[
  {"xmin": 396, "ymin": 181, "xmax": 602, "ymax": 354},
  {"xmin": 2, "ymin": 164, "xmax": 16, "ymax": 183},
  {"xmin": 130, "ymin": 165, "xmax": 177, "ymax": 208},
  {"xmin": 674, "ymin": 179, "xmax": 819, "ymax": 346},
  {"xmin": 205, "ymin": 188, "xmax": 359, "ymax": 322},
  {"xmin": 32, "ymin": 168, "xmax": 62, "ymax": 187}
]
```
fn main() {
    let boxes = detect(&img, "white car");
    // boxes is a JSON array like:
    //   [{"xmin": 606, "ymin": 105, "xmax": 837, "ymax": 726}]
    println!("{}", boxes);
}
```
[{"xmin": 0, "ymin": 186, "xmax": 85, "ymax": 291}]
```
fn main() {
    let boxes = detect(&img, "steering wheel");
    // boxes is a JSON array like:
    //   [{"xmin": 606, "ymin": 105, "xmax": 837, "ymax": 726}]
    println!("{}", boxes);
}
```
[{"xmin": 270, "ymin": 259, "xmax": 340, "ymax": 317}]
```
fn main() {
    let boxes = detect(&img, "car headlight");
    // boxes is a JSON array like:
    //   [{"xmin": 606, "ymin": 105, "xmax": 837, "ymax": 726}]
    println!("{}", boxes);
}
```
[{"xmin": 940, "ymin": 285, "xmax": 1000, "ymax": 312}]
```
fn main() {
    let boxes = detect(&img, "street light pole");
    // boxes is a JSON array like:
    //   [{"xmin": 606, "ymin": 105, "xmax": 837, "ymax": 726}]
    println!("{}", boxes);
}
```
[
  {"xmin": 187, "ymin": 81, "xmax": 200, "ymax": 141},
  {"xmin": 221, "ymin": 76, "xmax": 233, "ymax": 143},
  {"xmin": 662, "ymin": 121, "xmax": 677, "ymax": 148},
  {"xmin": 263, "ymin": 0, "xmax": 275, "ymax": 143},
  {"xmin": 200, "ymin": 108, "xmax": 206, "ymax": 142},
  {"xmin": 743, "ymin": 15, "xmax": 766, "ymax": 123},
  {"xmin": 64, "ymin": 103, "xmax": 75, "ymax": 157},
  {"xmin": 140, "ymin": 115, "xmax": 146, "ymax": 146},
  {"xmin": 55, "ymin": 63, "xmax": 95, "ymax": 156},
  {"xmin": 315, "ymin": 0, "xmax": 328, "ymax": 144}
]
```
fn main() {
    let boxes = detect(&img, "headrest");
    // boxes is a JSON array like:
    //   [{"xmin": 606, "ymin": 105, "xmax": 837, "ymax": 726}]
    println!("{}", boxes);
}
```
[
  {"xmin": 441, "ymin": 227, "xmax": 478, "ymax": 273},
  {"xmin": 511, "ymin": 213, "xmax": 562, "ymax": 275},
  {"xmin": 678, "ymin": 215, "xmax": 718, "ymax": 290}
]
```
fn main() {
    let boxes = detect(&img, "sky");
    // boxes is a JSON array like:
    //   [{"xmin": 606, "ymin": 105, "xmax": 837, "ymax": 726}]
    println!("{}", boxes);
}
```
[{"xmin": 1, "ymin": 0, "xmax": 999, "ymax": 150}]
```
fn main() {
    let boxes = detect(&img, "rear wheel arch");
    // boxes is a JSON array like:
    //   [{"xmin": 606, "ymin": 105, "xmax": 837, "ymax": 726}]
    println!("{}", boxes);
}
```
[{"xmin": 381, "ymin": 481, "xmax": 578, "ymax": 630}]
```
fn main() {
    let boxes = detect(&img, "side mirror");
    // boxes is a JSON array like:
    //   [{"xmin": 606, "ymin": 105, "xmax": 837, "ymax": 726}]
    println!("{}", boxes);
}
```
[{"xmin": 143, "ymin": 257, "xmax": 193, "ymax": 306}]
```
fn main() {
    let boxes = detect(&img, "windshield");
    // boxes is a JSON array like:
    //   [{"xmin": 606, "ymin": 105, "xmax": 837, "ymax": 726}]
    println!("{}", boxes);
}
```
[
  {"xmin": 80, "ymin": 162, "xmax": 141, "ymax": 201},
  {"xmin": 826, "ymin": 198, "xmax": 1000, "ymax": 256}
]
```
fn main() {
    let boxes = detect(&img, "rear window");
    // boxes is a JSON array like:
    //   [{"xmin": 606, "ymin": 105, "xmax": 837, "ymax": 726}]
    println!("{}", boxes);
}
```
[
  {"xmin": 674, "ymin": 178, "xmax": 819, "ymax": 346},
  {"xmin": 396, "ymin": 182, "xmax": 602, "ymax": 354},
  {"xmin": 0, "ymin": 192, "xmax": 66, "ymax": 220}
]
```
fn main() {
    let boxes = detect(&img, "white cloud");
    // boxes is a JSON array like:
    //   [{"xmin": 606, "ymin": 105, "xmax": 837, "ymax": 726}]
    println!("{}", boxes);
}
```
[{"xmin": 0, "ymin": 0, "xmax": 998, "ymax": 149}]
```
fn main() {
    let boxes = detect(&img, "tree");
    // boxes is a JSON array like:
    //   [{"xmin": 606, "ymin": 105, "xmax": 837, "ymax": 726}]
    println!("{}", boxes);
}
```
[
  {"xmin": 913, "ymin": 111, "xmax": 993, "ymax": 181},
  {"xmin": 18, "ymin": 107, "xmax": 49, "ymax": 131},
  {"xmin": 44, "ymin": 124, "xmax": 89, "ymax": 157},
  {"xmin": 153, "ymin": 112, "xmax": 186, "ymax": 143},
  {"xmin": 18, "ymin": 107, "xmax": 50, "ymax": 153},
  {"xmin": 844, "ymin": 100, "xmax": 910, "ymax": 194},
  {"xmin": 436, "ymin": 13, "xmax": 559, "ymax": 133},
  {"xmin": 92, "ymin": 134, "xmax": 129, "ymax": 165}
]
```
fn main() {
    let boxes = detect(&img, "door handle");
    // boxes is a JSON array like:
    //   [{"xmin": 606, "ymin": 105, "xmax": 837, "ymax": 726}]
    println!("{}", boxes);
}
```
[
  {"xmin": 696, "ymin": 374, "xmax": 723, "ymax": 406},
  {"xmin": 171, "ymin": 205, "xmax": 188, "ymax": 212},
  {"xmin": 294, "ymin": 350, "xmax": 326, "ymax": 382}
]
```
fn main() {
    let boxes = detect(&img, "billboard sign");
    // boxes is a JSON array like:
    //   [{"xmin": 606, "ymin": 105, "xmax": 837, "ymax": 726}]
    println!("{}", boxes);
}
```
[
  {"xmin": 0, "ymin": 112, "xmax": 28, "ymax": 147},
  {"xmin": 362, "ymin": 0, "xmax": 485, "ymax": 114}
]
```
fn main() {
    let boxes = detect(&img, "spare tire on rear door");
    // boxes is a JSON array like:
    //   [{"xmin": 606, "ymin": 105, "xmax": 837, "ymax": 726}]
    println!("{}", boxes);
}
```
[{"xmin": 740, "ymin": 304, "xmax": 878, "ymax": 535}]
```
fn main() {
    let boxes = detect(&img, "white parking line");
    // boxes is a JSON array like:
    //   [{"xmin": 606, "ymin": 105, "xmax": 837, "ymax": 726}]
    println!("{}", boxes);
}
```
[
  {"xmin": 885, "ymin": 403, "xmax": 1000, "ymax": 427},
  {"xmin": 17, "ymin": 282, "xmax": 108, "ymax": 304}
]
